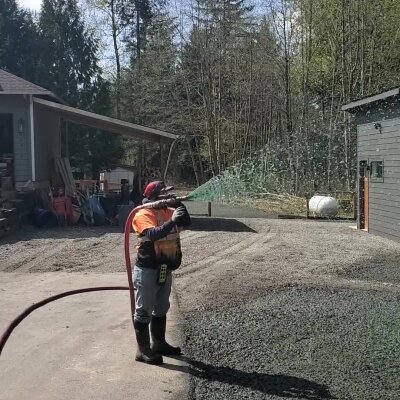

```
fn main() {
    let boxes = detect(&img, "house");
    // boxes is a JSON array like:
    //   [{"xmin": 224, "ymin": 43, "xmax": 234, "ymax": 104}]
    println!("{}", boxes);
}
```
[
  {"xmin": 0, "ymin": 69, "xmax": 176, "ymax": 195},
  {"xmin": 342, "ymin": 88, "xmax": 400, "ymax": 242}
]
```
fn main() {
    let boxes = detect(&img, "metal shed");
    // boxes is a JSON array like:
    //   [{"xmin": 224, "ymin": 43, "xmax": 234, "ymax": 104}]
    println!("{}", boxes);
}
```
[{"xmin": 343, "ymin": 88, "xmax": 400, "ymax": 242}]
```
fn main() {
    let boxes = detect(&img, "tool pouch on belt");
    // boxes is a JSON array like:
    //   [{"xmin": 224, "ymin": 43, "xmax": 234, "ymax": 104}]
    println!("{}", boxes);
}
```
[{"xmin": 157, "ymin": 264, "xmax": 168, "ymax": 285}]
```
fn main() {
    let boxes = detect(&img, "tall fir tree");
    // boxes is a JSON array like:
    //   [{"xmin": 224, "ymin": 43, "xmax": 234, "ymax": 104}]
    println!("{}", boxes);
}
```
[
  {"xmin": 38, "ymin": 0, "xmax": 100, "ymax": 106},
  {"xmin": 38, "ymin": 0, "xmax": 123, "ymax": 177},
  {"xmin": 0, "ymin": 0, "xmax": 40, "ymax": 82}
]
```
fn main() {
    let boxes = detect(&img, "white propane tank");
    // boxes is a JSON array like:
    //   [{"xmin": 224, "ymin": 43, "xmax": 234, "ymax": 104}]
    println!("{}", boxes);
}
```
[{"xmin": 308, "ymin": 195, "xmax": 339, "ymax": 217}]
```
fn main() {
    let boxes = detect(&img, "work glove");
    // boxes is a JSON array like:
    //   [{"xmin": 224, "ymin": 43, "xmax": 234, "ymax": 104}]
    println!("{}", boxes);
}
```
[
  {"xmin": 174, "ymin": 204, "xmax": 191, "ymax": 227},
  {"xmin": 171, "ymin": 206, "xmax": 187, "ymax": 223}
]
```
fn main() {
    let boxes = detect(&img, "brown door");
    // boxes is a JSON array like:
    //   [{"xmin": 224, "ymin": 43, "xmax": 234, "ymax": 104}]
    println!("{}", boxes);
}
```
[
  {"xmin": 363, "ymin": 176, "xmax": 369, "ymax": 231},
  {"xmin": 359, "ymin": 160, "xmax": 369, "ymax": 231}
]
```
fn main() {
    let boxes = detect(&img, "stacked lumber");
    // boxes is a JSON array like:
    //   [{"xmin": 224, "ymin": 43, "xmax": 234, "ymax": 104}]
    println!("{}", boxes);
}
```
[{"xmin": 55, "ymin": 158, "xmax": 75, "ymax": 197}]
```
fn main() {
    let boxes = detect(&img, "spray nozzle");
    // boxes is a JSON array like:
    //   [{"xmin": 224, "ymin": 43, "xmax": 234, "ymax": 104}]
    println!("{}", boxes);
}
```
[
  {"xmin": 142, "ymin": 196, "xmax": 190, "ymax": 209},
  {"xmin": 156, "ymin": 193, "xmax": 177, "ymax": 200}
]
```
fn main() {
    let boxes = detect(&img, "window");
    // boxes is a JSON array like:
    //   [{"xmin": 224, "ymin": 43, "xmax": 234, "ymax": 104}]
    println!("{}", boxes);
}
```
[{"xmin": 370, "ymin": 160, "xmax": 384, "ymax": 182}]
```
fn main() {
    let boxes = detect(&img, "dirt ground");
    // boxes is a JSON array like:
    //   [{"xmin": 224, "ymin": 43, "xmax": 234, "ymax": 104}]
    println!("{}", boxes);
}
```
[{"xmin": 1, "ymin": 202, "xmax": 400, "ymax": 399}]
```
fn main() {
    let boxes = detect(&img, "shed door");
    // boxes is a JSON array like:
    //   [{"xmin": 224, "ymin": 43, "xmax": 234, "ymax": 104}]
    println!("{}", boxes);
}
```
[{"xmin": 359, "ymin": 160, "xmax": 369, "ymax": 231}]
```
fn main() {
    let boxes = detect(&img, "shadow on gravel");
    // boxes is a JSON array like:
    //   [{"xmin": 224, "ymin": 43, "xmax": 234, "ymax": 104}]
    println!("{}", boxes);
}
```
[
  {"xmin": 188, "ymin": 217, "xmax": 257, "ymax": 233},
  {"xmin": 0, "ymin": 225, "xmax": 121, "ymax": 243},
  {"xmin": 338, "ymin": 252, "xmax": 400, "ymax": 284},
  {"xmin": 162, "ymin": 356, "xmax": 334, "ymax": 399}
]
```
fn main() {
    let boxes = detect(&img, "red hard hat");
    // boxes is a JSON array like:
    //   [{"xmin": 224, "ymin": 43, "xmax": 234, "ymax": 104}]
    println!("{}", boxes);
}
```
[{"xmin": 143, "ymin": 181, "xmax": 173, "ymax": 199}]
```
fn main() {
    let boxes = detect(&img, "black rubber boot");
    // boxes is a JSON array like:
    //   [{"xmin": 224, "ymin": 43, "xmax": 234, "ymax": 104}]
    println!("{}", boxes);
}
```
[
  {"xmin": 150, "ymin": 315, "xmax": 182, "ymax": 356},
  {"xmin": 134, "ymin": 320, "xmax": 163, "ymax": 365}
]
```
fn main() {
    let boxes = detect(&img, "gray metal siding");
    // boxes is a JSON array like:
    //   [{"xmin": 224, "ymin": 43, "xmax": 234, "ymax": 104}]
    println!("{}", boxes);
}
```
[
  {"xmin": 0, "ymin": 94, "xmax": 32, "ymax": 183},
  {"xmin": 358, "ymin": 118, "xmax": 400, "ymax": 241}
]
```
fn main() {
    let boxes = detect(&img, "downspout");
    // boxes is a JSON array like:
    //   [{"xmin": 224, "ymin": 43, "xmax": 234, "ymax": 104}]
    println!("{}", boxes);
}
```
[
  {"xmin": 29, "ymin": 95, "xmax": 36, "ymax": 182},
  {"xmin": 65, "ymin": 120, "xmax": 69, "ymax": 158}
]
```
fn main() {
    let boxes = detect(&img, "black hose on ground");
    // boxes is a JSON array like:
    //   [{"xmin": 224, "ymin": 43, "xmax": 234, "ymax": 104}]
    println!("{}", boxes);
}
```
[{"xmin": 0, "ymin": 286, "xmax": 129, "ymax": 357}]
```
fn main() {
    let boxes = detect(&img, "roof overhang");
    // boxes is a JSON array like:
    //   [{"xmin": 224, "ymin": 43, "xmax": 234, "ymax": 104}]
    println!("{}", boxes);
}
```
[
  {"xmin": 342, "ymin": 88, "xmax": 400, "ymax": 112},
  {"xmin": 0, "ymin": 90, "xmax": 52, "ymax": 95},
  {"xmin": 33, "ymin": 97, "xmax": 177, "ymax": 142},
  {"xmin": 0, "ymin": 91, "xmax": 65, "ymax": 104}
]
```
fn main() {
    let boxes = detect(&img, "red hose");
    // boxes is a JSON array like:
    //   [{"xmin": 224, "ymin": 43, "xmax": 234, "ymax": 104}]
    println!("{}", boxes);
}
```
[
  {"xmin": 123, "ymin": 205, "xmax": 142, "ymax": 318},
  {"xmin": 0, "ymin": 286, "xmax": 128, "ymax": 356}
]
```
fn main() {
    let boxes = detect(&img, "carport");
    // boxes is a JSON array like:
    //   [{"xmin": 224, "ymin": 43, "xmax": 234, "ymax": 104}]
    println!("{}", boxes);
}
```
[
  {"xmin": 32, "ymin": 97, "xmax": 177, "ymax": 190},
  {"xmin": 0, "ymin": 69, "xmax": 177, "ymax": 192}
]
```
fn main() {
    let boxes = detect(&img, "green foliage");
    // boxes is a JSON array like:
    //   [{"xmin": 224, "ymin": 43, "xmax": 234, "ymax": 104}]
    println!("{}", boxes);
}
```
[
  {"xmin": 38, "ymin": 0, "xmax": 100, "ymax": 106},
  {"xmin": 3, "ymin": 0, "xmax": 400, "ymax": 192},
  {"xmin": 119, "ymin": 0, "xmax": 155, "ymax": 61},
  {"xmin": 36, "ymin": 0, "xmax": 123, "ymax": 177},
  {"xmin": 119, "ymin": 12, "xmax": 181, "ymax": 171},
  {"xmin": 120, "ymin": 13, "xmax": 178, "ymax": 126},
  {"xmin": 69, "ymin": 78, "xmax": 124, "ymax": 177},
  {"xmin": 0, "ymin": 0, "xmax": 40, "ymax": 81},
  {"xmin": 190, "ymin": 146, "xmax": 294, "ymax": 202}
]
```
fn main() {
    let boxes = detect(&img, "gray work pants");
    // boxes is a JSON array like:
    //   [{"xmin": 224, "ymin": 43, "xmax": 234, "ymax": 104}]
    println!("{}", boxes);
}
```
[{"xmin": 133, "ymin": 265, "xmax": 172, "ymax": 324}]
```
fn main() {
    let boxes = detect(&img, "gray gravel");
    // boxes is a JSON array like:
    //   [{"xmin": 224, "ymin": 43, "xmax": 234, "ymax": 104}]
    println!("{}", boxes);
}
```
[
  {"xmin": 174, "ymin": 217, "xmax": 400, "ymax": 399},
  {"xmin": 177, "ymin": 218, "xmax": 400, "ymax": 313},
  {"xmin": 182, "ymin": 287, "xmax": 400, "ymax": 400},
  {"xmin": 0, "ymin": 226, "xmax": 125, "ymax": 273},
  {"xmin": 2, "ymin": 214, "xmax": 400, "ymax": 400},
  {"xmin": 339, "ymin": 254, "xmax": 400, "ymax": 284}
]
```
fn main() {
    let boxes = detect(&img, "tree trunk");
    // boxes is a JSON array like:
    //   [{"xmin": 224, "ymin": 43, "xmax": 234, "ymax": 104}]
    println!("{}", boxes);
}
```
[
  {"xmin": 186, "ymin": 136, "xmax": 200, "ymax": 186},
  {"xmin": 111, "ymin": 0, "xmax": 121, "ymax": 118}
]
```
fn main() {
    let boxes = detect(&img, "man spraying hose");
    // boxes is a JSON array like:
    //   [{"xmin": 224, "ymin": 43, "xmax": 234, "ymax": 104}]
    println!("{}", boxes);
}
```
[{"xmin": 132, "ymin": 181, "xmax": 191, "ymax": 365}]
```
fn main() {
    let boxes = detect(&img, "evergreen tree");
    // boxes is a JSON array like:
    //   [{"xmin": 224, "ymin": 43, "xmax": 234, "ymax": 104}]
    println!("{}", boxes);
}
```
[
  {"xmin": 38, "ymin": 0, "xmax": 123, "ymax": 178},
  {"xmin": 84, "ymin": 0, "xmax": 159, "ymax": 118},
  {"xmin": 119, "ymin": 12, "xmax": 180, "ymax": 178},
  {"xmin": 38, "ymin": 0, "xmax": 100, "ymax": 106},
  {"xmin": 70, "ymin": 77, "xmax": 124, "ymax": 178},
  {"xmin": 121, "ymin": 13, "xmax": 177, "ymax": 127},
  {"xmin": 119, "ymin": 0, "xmax": 155, "ymax": 62},
  {"xmin": 0, "ymin": 0, "xmax": 40, "ymax": 82}
]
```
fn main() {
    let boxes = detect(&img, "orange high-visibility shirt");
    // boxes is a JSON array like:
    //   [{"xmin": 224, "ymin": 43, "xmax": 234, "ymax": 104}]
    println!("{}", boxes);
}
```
[{"xmin": 132, "ymin": 208, "xmax": 182, "ymax": 270}]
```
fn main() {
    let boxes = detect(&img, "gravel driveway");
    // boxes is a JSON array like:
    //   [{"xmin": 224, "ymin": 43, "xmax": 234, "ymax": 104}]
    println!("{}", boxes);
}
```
[
  {"xmin": 175, "ymin": 217, "xmax": 400, "ymax": 400},
  {"xmin": 1, "ymin": 211, "xmax": 400, "ymax": 399}
]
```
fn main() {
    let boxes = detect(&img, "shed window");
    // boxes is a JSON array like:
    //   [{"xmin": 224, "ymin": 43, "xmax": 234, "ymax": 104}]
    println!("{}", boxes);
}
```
[{"xmin": 370, "ymin": 160, "xmax": 384, "ymax": 182}]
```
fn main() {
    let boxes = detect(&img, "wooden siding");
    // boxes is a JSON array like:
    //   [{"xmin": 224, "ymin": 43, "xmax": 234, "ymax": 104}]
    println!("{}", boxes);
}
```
[
  {"xmin": 358, "ymin": 116, "xmax": 400, "ymax": 241},
  {"xmin": 0, "ymin": 94, "xmax": 32, "ymax": 184}
]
